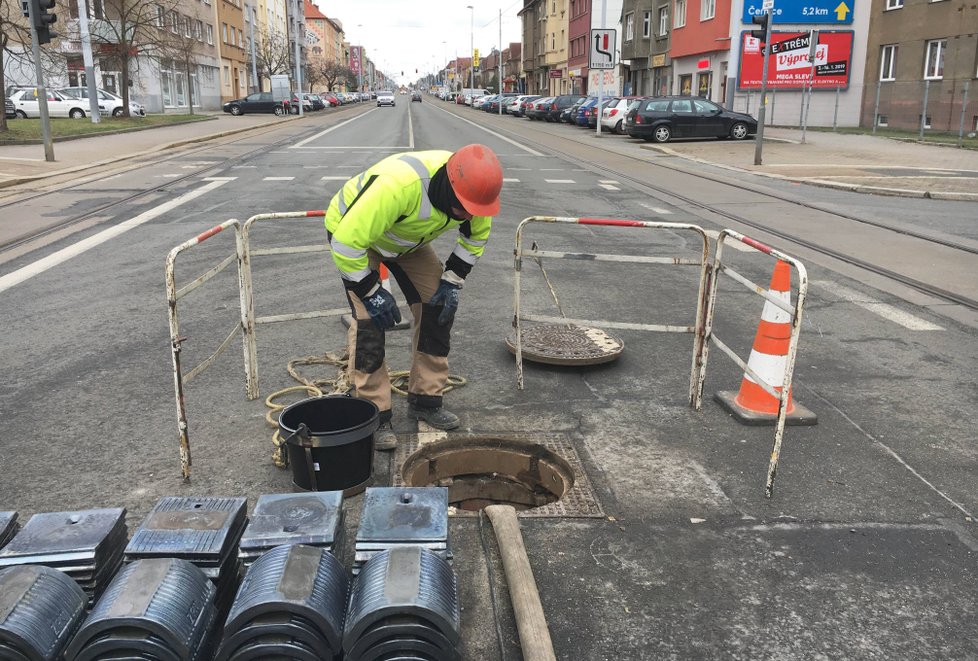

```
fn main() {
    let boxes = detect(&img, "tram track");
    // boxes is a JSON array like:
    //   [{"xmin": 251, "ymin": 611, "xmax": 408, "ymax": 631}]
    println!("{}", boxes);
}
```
[{"xmin": 464, "ymin": 109, "xmax": 978, "ymax": 312}]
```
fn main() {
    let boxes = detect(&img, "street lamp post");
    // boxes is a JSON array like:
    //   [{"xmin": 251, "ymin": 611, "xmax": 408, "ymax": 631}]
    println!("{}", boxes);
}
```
[
  {"xmin": 467, "ymin": 5, "xmax": 474, "ymax": 92},
  {"xmin": 357, "ymin": 24, "xmax": 364, "ymax": 94}
]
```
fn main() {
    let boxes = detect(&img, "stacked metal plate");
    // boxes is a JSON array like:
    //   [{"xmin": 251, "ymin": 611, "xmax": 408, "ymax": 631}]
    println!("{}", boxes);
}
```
[
  {"xmin": 0, "ymin": 508, "xmax": 127, "ymax": 607},
  {"xmin": 0, "ymin": 512, "xmax": 17, "ymax": 549},
  {"xmin": 125, "ymin": 497, "xmax": 248, "ymax": 617},
  {"xmin": 353, "ymin": 488, "xmax": 451, "ymax": 575},
  {"xmin": 64, "ymin": 557, "xmax": 218, "ymax": 661},
  {"xmin": 238, "ymin": 492, "xmax": 344, "ymax": 573},
  {"xmin": 344, "ymin": 546, "xmax": 461, "ymax": 661},
  {"xmin": 215, "ymin": 544, "xmax": 348, "ymax": 661},
  {"xmin": 0, "ymin": 564, "xmax": 88, "ymax": 661}
]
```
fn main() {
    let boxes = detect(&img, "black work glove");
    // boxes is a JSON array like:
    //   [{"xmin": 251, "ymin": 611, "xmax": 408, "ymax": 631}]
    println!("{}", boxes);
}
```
[
  {"xmin": 429, "ymin": 280, "xmax": 461, "ymax": 326},
  {"xmin": 360, "ymin": 286, "xmax": 401, "ymax": 330}
]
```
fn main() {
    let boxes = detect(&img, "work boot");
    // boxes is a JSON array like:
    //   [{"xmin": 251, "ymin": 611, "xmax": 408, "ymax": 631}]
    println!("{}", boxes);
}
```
[
  {"xmin": 407, "ymin": 404, "xmax": 460, "ymax": 430},
  {"xmin": 374, "ymin": 421, "xmax": 397, "ymax": 451}
]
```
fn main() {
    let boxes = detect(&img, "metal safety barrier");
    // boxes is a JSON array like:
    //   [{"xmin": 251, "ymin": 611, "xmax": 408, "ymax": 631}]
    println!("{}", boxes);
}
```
[
  {"xmin": 694, "ymin": 229, "xmax": 808, "ymax": 498},
  {"xmin": 513, "ymin": 216, "xmax": 711, "ymax": 405},
  {"xmin": 166, "ymin": 210, "xmax": 333, "ymax": 480},
  {"xmin": 165, "ymin": 219, "xmax": 246, "ymax": 479}
]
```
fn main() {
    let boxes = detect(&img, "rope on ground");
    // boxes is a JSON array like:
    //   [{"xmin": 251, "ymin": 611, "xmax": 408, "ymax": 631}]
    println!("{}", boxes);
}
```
[{"xmin": 265, "ymin": 349, "xmax": 467, "ymax": 468}]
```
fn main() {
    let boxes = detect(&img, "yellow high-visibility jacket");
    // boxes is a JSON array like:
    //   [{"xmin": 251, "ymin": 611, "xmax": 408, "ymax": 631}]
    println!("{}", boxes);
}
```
[{"xmin": 324, "ymin": 150, "xmax": 491, "ymax": 295}]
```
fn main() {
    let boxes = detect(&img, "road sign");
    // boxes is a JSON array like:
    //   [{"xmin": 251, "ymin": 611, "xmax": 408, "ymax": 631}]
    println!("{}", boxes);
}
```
[
  {"xmin": 743, "ymin": 0, "xmax": 853, "ymax": 24},
  {"xmin": 589, "ymin": 29, "xmax": 616, "ymax": 70}
]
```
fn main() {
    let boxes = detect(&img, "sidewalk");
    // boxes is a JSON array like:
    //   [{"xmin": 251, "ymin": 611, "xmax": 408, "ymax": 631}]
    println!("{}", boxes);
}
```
[
  {"xmin": 641, "ymin": 126, "xmax": 978, "ymax": 200},
  {"xmin": 2, "ymin": 112, "xmax": 977, "ymax": 200}
]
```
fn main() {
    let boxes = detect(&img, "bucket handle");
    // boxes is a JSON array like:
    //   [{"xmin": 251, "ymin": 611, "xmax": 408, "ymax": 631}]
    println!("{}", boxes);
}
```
[{"xmin": 283, "ymin": 423, "xmax": 318, "ymax": 491}]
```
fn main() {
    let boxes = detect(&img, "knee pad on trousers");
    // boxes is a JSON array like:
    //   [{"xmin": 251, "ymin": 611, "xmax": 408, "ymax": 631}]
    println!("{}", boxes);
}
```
[
  {"xmin": 417, "ymin": 303, "xmax": 452, "ymax": 357},
  {"xmin": 355, "ymin": 321, "xmax": 385, "ymax": 373}
]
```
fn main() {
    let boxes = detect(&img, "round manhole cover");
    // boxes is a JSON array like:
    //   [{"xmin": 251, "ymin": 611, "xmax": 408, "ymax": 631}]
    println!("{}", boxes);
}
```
[
  {"xmin": 401, "ymin": 437, "xmax": 575, "ymax": 512},
  {"xmin": 506, "ymin": 324, "xmax": 624, "ymax": 366}
]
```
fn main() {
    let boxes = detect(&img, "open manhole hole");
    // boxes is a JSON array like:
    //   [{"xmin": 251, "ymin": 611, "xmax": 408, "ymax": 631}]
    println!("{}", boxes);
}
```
[
  {"xmin": 506, "ymin": 324, "xmax": 624, "ymax": 365},
  {"xmin": 395, "ymin": 436, "xmax": 604, "ymax": 517}
]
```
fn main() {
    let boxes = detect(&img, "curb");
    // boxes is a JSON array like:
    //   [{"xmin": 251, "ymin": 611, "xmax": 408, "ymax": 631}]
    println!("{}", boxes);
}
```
[{"xmin": 0, "ymin": 116, "xmax": 218, "ymax": 146}]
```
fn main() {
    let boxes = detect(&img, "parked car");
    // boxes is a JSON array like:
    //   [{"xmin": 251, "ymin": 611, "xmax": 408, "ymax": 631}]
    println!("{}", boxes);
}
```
[
  {"xmin": 376, "ymin": 90, "xmax": 395, "ymax": 107},
  {"xmin": 222, "ymin": 92, "xmax": 287, "ymax": 116},
  {"xmin": 514, "ymin": 95, "xmax": 541, "ymax": 118},
  {"xmin": 305, "ymin": 94, "xmax": 326, "ymax": 111},
  {"xmin": 546, "ymin": 95, "xmax": 586, "ymax": 122},
  {"xmin": 411, "ymin": 91, "xmax": 422, "ymax": 102},
  {"xmin": 57, "ymin": 87, "xmax": 145, "ymax": 117},
  {"xmin": 600, "ymin": 96, "xmax": 644, "ymax": 134},
  {"xmin": 4, "ymin": 97, "xmax": 15, "ymax": 119},
  {"xmin": 625, "ymin": 95, "xmax": 757, "ymax": 142},
  {"xmin": 574, "ymin": 97, "xmax": 599, "ymax": 126},
  {"xmin": 321, "ymin": 93, "xmax": 340, "ymax": 107},
  {"xmin": 289, "ymin": 93, "xmax": 314, "ymax": 114},
  {"xmin": 588, "ymin": 98, "xmax": 615, "ymax": 128},
  {"xmin": 8, "ymin": 88, "xmax": 91, "ymax": 118},
  {"xmin": 525, "ymin": 97, "xmax": 554, "ymax": 121},
  {"xmin": 506, "ymin": 95, "xmax": 534, "ymax": 116}
]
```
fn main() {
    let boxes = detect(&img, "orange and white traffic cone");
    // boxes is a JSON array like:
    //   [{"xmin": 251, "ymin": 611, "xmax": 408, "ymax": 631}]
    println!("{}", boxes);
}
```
[{"xmin": 714, "ymin": 261, "xmax": 817, "ymax": 426}]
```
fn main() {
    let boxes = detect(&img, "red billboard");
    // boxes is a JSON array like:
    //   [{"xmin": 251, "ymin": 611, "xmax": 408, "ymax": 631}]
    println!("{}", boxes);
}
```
[{"xmin": 737, "ymin": 30, "xmax": 853, "ymax": 90}]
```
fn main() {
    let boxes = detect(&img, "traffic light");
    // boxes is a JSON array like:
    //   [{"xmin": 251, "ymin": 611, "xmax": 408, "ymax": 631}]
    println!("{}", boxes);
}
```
[
  {"xmin": 29, "ymin": 0, "xmax": 57, "ymax": 45},
  {"xmin": 750, "ymin": 12, "xmax": 768, "ymax": 53}
]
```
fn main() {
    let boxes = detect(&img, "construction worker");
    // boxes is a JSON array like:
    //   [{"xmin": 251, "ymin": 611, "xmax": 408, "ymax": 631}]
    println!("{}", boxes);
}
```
[{"xmin": 324, "ymin": 144, "xmax": 503, "ymax": 450}]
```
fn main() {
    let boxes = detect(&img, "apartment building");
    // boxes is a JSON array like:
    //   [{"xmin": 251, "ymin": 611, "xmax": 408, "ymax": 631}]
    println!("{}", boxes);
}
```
[
  {"xmin": 861, "ymin": 0, "xmax": 977, "ymax": 131},
  {"xmin": 519, "ymin": 0, "xmax": 545, "ymax": 93},
  {"xmin": 502, "ymin": 43, "xmax": 523, "ymax": 91},
  {"xmin": 216, "ymin": 0, "xmax": 248, "ymax": 101},
  {"xmin": 544, "ymin": 0, "xmax": 570, "ymax": 95},
  {"xmin": 621, "ymin": 0, "xmax": 672, "ymax": 95}
]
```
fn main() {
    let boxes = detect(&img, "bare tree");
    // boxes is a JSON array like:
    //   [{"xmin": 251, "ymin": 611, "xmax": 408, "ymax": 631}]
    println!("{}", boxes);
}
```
[
  {"xmin": 308, "ymin": 55, "xmax": 353, "ymax": 93},
  {"xmin": 248, "ymin": 24, "xmax": 290, "ymax": 88},
  {"xmin": 85, "ymin": 0, "xmax": 182, "ymax": 116},
  {"xmin": 156, "ymin": 11, "xmax": 209, "ymax": 114}
]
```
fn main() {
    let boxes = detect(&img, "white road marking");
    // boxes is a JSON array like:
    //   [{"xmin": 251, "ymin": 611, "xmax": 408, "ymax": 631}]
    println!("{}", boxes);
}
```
[
  {"xmin": 0, "ymin": 180, "xmax": 230, "ymax": 294},
  {"xmin": 428, "ymin": 103, "xmax": 544, "ymax": 156},
  {"xmin": 232, "ymin": 165, "xmax": 257, "ymax": 169},
  {"xmin": 503, "ymin": 178, "xmax": 521, "ymax": 183},
  {"xmin": 545, "ymin": 179, "xmax": 575, "ymax": 184},
  {"xmin": 202, "ymin": 176, "xmax": 237, "ymax": 181},
  {"xmin": 599, "ymin": 180, "xmax": 620, "ymax": 184},
  {"xmin": 180, "ymin": 165, "xmax": 200, "ymax": 169},
  {"xmin": 160, "ymin": 174, "xmax": 181, "ymax": 178},
  {"xmin": 598, "ymin": 184, "xmax": 620, "ymax": 191},
  {"xmin": 639, "ymin": 202, "xmax": 673, "ymax": 215},
  {"xmin": 540, "ymin": 168, "xmax": 565, "ymax": 171},
  {"xmin": 264, "ymin": 176, "xmax": 294, "ymax": 181},
  {"xmin": 509, "ymin": 168, "xmax": 532, "ymax": 171},
  {"xmin": 291, "ymin": 110, "xmax": 377, "ymax": 148},
  {"xmin": 814, "ymin": 280, "xmax": 944, "ymax": 331},
  {"xmin": 321, "ymin": 176, "xmax": 349, "ymax": 181}
]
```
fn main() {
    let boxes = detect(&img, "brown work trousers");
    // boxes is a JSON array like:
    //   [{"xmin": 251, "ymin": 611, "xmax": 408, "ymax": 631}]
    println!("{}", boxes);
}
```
[{"xmin": 345, "ymin": 244, "xmax": 452, "ymax": 423}]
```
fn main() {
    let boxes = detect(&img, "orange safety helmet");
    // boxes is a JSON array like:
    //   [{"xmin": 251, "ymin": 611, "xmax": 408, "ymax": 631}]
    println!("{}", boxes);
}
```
[{"xmin": 446, "ymin": 144, "xmax": 503, "ymax": 216}]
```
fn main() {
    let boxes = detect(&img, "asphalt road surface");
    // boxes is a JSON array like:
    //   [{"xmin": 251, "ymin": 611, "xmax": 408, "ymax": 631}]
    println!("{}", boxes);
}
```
[{"xmin": 1, "ymin": 98, "xmax": 976, "ymax": 660}]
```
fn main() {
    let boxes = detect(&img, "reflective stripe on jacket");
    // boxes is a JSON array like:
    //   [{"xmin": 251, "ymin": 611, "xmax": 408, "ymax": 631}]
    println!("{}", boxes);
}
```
[{"xmin": 324, "ymin": 150, "xmax": 492, "ymax": 286}]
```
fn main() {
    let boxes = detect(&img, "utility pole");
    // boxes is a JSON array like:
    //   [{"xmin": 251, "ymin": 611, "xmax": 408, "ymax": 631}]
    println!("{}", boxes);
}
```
[
  {"xmin": 467, "ymin": 5, "xmax": 474, "ymax": 92},
  {"xmin": 248, "ymin": 4, "xmax": 258, "ymax": 92},
  {"xmin": 26, "ymin": 0, "xmax": 55, "ymax": 161},
  {"xmin": 597, "ymin": 0, "xmax": 607, "ymax": 136},
  {"xmin": 751, "ymin": 8, "xmax": 772, "ymax": 166},
  {"xmin": 76, "ymin": 0, "xmax": 100, "ymax": 123},
  {"xmin": 498, "ymin": 8, "xmax": 502, "ymax": 115},
  {"xmin": 288, "ymin": 0, "xmax": 302, "ymax": 114}
]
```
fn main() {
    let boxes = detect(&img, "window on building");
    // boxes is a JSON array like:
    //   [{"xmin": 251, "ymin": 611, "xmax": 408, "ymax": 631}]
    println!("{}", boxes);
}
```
[
  {"xmin": 924, "ymin": 39, "xmax": 946, "ymax": 79},
  {"xmin": 184, "ymin": 15, "xmax": 192, "ymax": 37},
  {"xmin": 658, "ymin": 6, "xmax": 668, "ymax": 35},
  {"xmin": 155, "ymin": 4, "xmax": 164, "ymax": 27},
  {"xmin": 919, "ymin": 114, "xmax": 932, "ymax": 128},
  {"xmin": 885, "ymin": 0, "xmax": 903, "ymax": 7},
  {"xmin": 643, "ymin": 11, "xmax": 651, "ymax": 37},
  {"xmin": 625, "ymin": 12, "xmax": 634, "ymax": 41},
  {"xmin": 222, "ymin": 23, "xmax": 228, "ymax": 43},
  {"xmin": 879, "ymin": 44, "xmax": 897, "ymax": 81},
  {"xmin": 701, "ymin": 0, "xmax": 715, "ymax": 20},
  {"xmin": 207, "ymin": 24, "xmax": 214, "ymax": 44},
  {"xmin": 223, "ymin": 65, "xmax": 230, "ymax": 85},
  {"xmin": 239, "ymin": 28, "xmax": 244, "ymax": 46},
  {"xmin": 170, "ymin": 11, "xmax": 179, "ymax": 33},
  {"xmin": 675, "ymin": 0, "xmax": 686, "ymax": 27},
  {"xmin": 195, "ymin": 19, "xmax": 203, "ymax": 40},
  {"xmin": 877, "ymin": 114, "xmax": 888, "ymax": 126}
]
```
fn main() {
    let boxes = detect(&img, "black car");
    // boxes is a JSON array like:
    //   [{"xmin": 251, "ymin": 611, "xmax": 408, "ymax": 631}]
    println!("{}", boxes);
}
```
[
  {"xmin": 411, "ymin": 91, "xmax": 422, "ymax": 102},
  {"xmin": 4, "ymin": 97, "xmax": 15, "ymax": 119},
  {"xmin": 223, "ymin": 92, "xmax": 286, "ymax": 116},
  {"xmin": 625, "ymin": 96, "xmax": 757, "ymax": 143},
  {"xmin": 546, "ymin": 95, "xmax": 586, "ymax": 122}
]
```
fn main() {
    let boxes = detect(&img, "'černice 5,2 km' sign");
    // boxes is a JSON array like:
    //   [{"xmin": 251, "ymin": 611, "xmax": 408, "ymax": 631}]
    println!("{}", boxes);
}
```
[{"xmin": 737, "ymin": 30, "xmax": 854, "ymax": 90}]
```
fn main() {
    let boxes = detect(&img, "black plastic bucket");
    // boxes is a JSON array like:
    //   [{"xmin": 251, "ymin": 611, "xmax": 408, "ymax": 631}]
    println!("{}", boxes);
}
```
[{"xmin": 278, "ymin": 395, "xmax": 379, "ymax": 496}]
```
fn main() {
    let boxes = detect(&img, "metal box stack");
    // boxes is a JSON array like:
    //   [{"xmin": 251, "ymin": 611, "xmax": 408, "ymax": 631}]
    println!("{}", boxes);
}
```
[
  {"xmin": 353, "ymin": 487, "xmax": 451, "ymax": 575},
  {"xmin": 237, "ymin": 492, "xmax": 344, "ymax": 573},
  {"xmin": 125, "ymin": 497, "xmax": 247, "ymax": 615},
  {"xmin": 0, "ymin": 512, "xmax": 17, "ymax": 549},
  {"xmin": 0, "ymin": 565, "xmax": 88, "ymax": 661},
  {"xmin": 64, "ymin": 557, "xmax": 218, "ymax": 661},
  {"xmin": 215, "ymin": 544, "xmax": 348, "ymax": 660},
  {"xmin": 344, "ymin": 546, "xmax": 461, "ymax": 661},
  {"xmin": 0, "ymin": 507, "xmax": 128, "ymax": 607}
]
